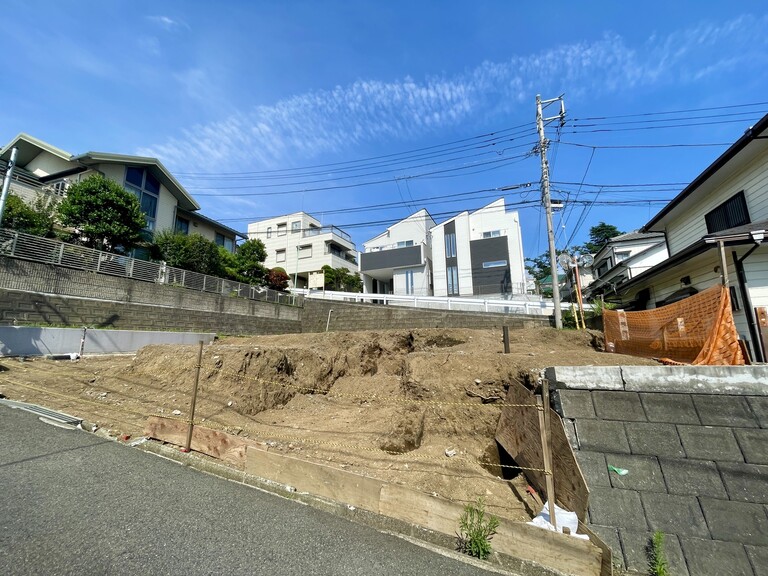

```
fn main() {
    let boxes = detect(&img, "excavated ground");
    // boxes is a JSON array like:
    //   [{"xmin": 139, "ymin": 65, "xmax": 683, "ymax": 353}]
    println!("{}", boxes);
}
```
[{"xmin": 0, "ymin": 327, "xmax": 656, "ymax": 522}]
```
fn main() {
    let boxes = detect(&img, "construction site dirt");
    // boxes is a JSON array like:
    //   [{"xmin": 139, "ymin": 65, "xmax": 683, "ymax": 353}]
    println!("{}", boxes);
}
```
[{"xmin": 0, "ymin": 327, "xmax": 657, "ymax": 524}]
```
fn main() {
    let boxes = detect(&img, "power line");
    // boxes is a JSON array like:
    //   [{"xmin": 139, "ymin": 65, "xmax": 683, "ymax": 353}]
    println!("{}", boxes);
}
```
[{"xmin": 570, "ymin": 101, "xmax": 768, "ymax": 122}]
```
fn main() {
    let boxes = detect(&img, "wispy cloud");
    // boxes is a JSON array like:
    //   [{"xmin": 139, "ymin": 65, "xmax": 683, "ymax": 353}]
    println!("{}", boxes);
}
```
[
  {"xmin": 139, "ymin": 14, "xmax": 768, "ymax": 173},
  {"xmin": 146, "ymin": 15, "xmax": 189, "ymax": 31}
]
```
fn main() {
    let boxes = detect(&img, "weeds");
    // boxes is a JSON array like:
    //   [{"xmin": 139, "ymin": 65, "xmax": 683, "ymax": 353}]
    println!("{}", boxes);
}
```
[
  {"xmin": 647, "ymin": 531, "xmax": 669, "ymax": 576},
  {"xmin": 456, "ymin": 497, "xmax": 499, "ymax": 561}
]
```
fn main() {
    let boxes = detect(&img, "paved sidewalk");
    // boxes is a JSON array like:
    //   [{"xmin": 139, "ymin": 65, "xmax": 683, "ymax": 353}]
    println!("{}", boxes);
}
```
[{"xmin": 555, "ymin": 386, "xmax": 768, "ymax": 576}]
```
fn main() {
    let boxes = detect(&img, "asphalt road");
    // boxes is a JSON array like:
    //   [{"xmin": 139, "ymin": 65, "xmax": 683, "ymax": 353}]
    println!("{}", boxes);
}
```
[{"xmin": 0, "ymin": 404, "xmax": 504, "ymax": 576}]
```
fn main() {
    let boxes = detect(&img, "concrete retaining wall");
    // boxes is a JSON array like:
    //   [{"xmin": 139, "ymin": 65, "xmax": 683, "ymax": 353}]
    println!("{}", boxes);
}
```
[
  {"xmin": 302, "ymin": 298, "xmax": 551, "ymax": 333},
  {"xmin": 0, "ymin": 326, "xmax": 216, "ymax": 356}
]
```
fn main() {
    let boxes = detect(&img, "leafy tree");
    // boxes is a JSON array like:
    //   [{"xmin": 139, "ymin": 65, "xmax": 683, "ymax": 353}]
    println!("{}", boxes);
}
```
[
  {"xmin": 153, "ymin": 230, "xmax": 223, "ymax": 275},
  {"xmin": 2, "ymin": 193, "xmax": 57, "ymax": 237},
  {"xmin": 581, "ymin": 222, "xmax": 624, "ymax": 254},
  {"xmin": 266, "ymin": 267, "xmax": 289, "ymax": 291},
  {"xmin": 233, "ymin": 238, "xmax": 268, "ymax": 284},
  {"xmin": 321, "ymin": 265, "xmax": 362, "ymax": 292},
  {"xmin": 58, "ymin": 174, "xmax": 146, "ymax": 253}
]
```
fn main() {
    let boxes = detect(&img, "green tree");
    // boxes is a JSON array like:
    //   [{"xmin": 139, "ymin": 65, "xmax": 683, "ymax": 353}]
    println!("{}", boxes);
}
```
[
  {"xmin": 58, "ymin": 174, "xmax": 146, "ymax": 253},
  {"xmin": 581, "ymin": 222, "xmax": 624, "ymax": 254},
  {"xmin": 153, "ymin": 230, "xmax": 223, "ymax": 275},
  {"xmin": 2, "ymin": 193, "xmax": 57, "ymax": 237},
  {"xmin": 321, "ymin": 265, "xmax": 362, "ymax": 292},
  {"xmin": 266, "ymin": 267, "xmax": 289, "ymax": 291},
  {"xmin": 233, "ymin": 238, "xmax": 268, "ymax": 284}
]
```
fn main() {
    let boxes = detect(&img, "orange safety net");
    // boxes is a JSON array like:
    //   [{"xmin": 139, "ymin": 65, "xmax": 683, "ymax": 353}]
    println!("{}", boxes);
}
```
[{"xmin": 603, "ymin": 285, "xmax": 745, "ymax": 366}]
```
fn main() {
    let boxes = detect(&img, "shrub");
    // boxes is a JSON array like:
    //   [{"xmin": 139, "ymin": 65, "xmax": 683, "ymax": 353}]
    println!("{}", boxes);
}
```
[
  {"xmin": 456, "ymin": 497, "xmax": 499, "ymax": 560},
  {"xmin": 647, "ymin": 531, "xmax": 669, "ymax": 576}
]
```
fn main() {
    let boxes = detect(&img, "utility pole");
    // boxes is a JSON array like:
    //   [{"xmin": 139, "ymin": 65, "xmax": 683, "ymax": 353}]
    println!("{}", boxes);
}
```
[
  {"xmin": 536, "ymin": 95, "xmax": 565, "ymax": 329},
  {"xmin": 0, "ymin": 147, "xmax": 19, "ymax": 228}
]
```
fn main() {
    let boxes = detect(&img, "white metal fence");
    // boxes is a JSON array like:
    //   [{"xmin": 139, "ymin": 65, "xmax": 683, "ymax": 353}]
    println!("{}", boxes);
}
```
[
  {"xmin": 0, "ymin": 228, "xmax": 300, "ymax": 306},
  {"xmin": 294, "ymin": 288, "xmax": 555, "ymax": 316}
]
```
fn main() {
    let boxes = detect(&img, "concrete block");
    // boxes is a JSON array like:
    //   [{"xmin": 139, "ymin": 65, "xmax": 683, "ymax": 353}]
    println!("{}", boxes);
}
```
[
  {"xmin": 556, "ymin": 389, "xmax": 596, "ymax": 419},
  {"xmin": 641, "ymin": 492, "xmax": 710, "ymax": 538},
  {"xmin": 544, "ymin": 366, "xmax": 624, "ymax": 390},
  {"xmin": 640, "ymin": 392, "xmax": 700, "ymax": 424},
  {"xmin": 693, "ymin": 395, "xmax": 760, "ymax": 428},
  {"xmin": 625, "ymin": 422, "xmax": 685, "ymax": 458},
  {"xmin": 588, "ymin": 486, "xmax": 648, "ymax": 530},
  {"xmin": 605, "ymin": 454, "xmax": 665, "ymax": 492},
  {"xmin": 592, "ymin": 391, "xmax": 647, "ymax": 422},
  {"xmin": 748, "ymin": 397, "xmax": 768, "ymax": 429},
  {"xmin": 719, "ymin": 462, "xmax": 768, "ymax": 504},
  {"xmin": 678, "ymin": 425, "xmax": 743, "ymax": 462},
  {"xmin": 622, "ymin": 365, "xmax": 768, "ymax": 395},
  {"xmin": 680, "ymin": 537, "xmax": 754, "ymax": 576},
  {"xmin": 575, "ymin": 451, "xmax": 611, "ymax": 488},
  {"xmin": 575, "ymin": 419, "xmax": 630, "ymax": 454},
  {"xmin": 735, "ymin": 429, "xmax": 768, "ymax": 465},
  {"xmin": 745, "ymin": 545, "xmax": 768, "ymax": 576},
  {"xmin": 659, "ymin": 458, "xmax": 728, "ymax": 499},
  {"xmin": 619, "ymin": 529, "xmax": 689, "ymax": 576},
  {"xmin": 700, "ymin": 497, "xmax": 768, "ymax": 546}
]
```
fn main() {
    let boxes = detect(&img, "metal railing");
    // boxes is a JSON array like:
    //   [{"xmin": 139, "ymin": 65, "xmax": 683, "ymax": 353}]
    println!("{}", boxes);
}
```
[
  {"xmin": 303, "ymin": 225, "xmax": 353, "ymax": 243},
  {"xmin": 293, "ymin": 288, "xmax": 555, "ymax": 316},
  {"xmin": 0, "ymin": 228, "xmax": 301, "ymax": 307}
]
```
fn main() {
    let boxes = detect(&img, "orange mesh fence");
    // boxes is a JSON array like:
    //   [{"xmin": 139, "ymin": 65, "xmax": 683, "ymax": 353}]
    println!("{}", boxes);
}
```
[{"xmin": 604, "ymin": 285, "xmax": 745, "ymax": 366}]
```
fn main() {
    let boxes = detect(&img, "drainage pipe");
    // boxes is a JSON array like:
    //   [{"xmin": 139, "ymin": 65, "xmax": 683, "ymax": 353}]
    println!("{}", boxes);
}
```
[{"xmin": 325, "ymin": 309, "xmax": 334, "ymax": 332}]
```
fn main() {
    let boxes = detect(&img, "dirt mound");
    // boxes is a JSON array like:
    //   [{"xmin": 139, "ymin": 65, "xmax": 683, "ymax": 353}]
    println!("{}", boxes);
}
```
[{"xmin": 0, "ymin": 327, "xmax": 656, "ymax": 521}]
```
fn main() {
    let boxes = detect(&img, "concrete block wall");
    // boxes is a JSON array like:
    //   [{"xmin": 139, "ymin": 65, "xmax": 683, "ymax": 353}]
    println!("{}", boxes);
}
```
[
  {"xmin": 302, "ymin": 298, "xmax": 551, "ymax": 333},
  {"xmin": 0, "ymin": 289, "xmax": 301, "ymax": 335}
]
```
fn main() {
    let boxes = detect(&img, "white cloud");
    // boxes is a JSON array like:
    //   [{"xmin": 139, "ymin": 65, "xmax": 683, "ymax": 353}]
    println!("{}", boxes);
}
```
[
  {"xmin": 146, "ymin": 15, "xmax": 189, "ymax": 31},
  {"xmin": 139, "ymin": 14, "xmax": 768, "ymax": 173}
]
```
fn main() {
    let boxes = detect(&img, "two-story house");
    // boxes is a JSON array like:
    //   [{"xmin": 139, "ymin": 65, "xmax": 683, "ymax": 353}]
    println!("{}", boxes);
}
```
[
  {"xmin": 430, "ymin": 198, "xmax": 526, "ymax": 299},
  {"xmin": 613, "ymin": 112, "xmax": 768, "ymax": 362},
  {"xmin": 358, "ymin": 209, "xmax": 435, "ymax": 296},
  {"xmin": 0, "ymin": 133, "xmax": 244, "ymax": 252},
  {"xmin": 247, "ymin": 212, "xmax": 357, "ymax": 289},
  {"xmin": 582, "ymin": 231, "xmax": 668, "ymax": 300}
]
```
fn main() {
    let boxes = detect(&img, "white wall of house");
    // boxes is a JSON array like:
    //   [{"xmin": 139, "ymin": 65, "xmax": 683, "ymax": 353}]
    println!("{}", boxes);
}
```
[
  {"xmin": 392, "ymin": 266, "xmax": 430, "ymax": 296},
  {"xmin": 363, "ymin": 209, "xmax": 433, "ymax": 251},
  {"xmin": 248, "ymin": 212, "xmax": 356, "ymax": 287},
  {"xmin": 664, "ymin": 151, "xmax": 768, "ymax": 255}
]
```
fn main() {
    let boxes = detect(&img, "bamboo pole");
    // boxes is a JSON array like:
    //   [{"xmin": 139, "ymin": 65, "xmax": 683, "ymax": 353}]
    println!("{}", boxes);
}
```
[{"xmin": 182, "ymin": 340, "xmax": 204, "ymax": 453}]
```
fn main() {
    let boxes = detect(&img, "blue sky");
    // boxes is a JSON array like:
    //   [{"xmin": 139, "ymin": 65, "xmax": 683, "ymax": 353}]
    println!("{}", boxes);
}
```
[{"xmin": 3, "ymin": 1, "xmax": 768, "ymax": 259}]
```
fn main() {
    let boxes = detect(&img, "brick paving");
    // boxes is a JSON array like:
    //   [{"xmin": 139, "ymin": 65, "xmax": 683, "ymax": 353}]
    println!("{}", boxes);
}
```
[{"xmin": 555, "ymin": 384, "xmax": 768, "ymax": 575}]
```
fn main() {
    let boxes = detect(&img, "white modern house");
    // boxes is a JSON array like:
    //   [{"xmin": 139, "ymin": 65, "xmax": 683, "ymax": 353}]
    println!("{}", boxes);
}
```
[
  {"xmin": 613, "ymin": 112, "xmax": 768, "ymax": 362},
  {"xmin": 247, "ymin": 211, "xmax": 357, "ymax": 288},
  {"xmin": 430, "ymin": 198, "xmax": 526, "ymax": 298},
  {"xmin": 582, "ymin": 231, "xmax": 669, "ymax": 300},
  {"xmin": 0, "ymin": 133, "xmax": 244, "ymax": 252},
  {"xmin": 359, "ymin": 209, "xmax": 435, "ymax": 296}
]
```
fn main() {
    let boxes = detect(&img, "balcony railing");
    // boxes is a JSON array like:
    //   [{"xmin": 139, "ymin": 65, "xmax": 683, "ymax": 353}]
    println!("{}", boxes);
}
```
[{"xmin": 303, "ymin": 225, "xmax": 352, "ymax": 243}]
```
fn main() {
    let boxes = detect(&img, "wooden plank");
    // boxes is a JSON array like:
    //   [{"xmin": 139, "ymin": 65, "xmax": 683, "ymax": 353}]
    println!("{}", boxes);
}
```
[
  {"xmin": 579, "ymin": 522, "xmax": 613, "ymax": 576},
  {"xmin": 144, "ymin": 416, "xmax": 246, "ymax": 467},
  {"xmin": 245, "ymin": 446, "xmax": 384, "ymax": 512},
  {"xmin": 495, "ymin": 381, "xmax": 589, "ymax": 520},
  {"xmin": 380, "ymin": 484, "xmax": 601, "ymax": 576}
]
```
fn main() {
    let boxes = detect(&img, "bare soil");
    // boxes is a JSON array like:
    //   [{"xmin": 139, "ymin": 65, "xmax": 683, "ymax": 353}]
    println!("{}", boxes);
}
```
[{"xmin": 0, "ymin": 327, "xmax": 656, "ymax": 522}]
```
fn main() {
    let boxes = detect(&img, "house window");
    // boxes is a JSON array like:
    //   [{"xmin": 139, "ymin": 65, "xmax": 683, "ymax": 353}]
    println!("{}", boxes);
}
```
[
  {"xmin": 215, "ymin": 233, "xmax": 234, "ymax": 252},
  {"xmin": 615, "ymin": 251, "xmax": 631, "ymax": 262},
  {"xmin": 277, "ymin": 223, "xmax": 287, "ymax": 236},
  {"xmin": 266, "ymin": 227, "xmax": 272, "ymax": 239},
  {"xmin": 705, "ymin": 191, "xmax": 750, "ymax": 233},
  {"xmin": 482, "ymin": 230, "xmax": 501, "ymax": 238},
  {"xmin": 446, "ymin": 265, "xmax": 459, "ymax": 295},
  {"xmin": 175, "ymin": 216, "xmax": 190, "ymax": 235},
  {"xmin": 291, "ymin": 221, "xmax": 301, "ymax": 234},
  {"xmin": 397, "ymin": 240, "xmax": 415, "ymax": 248},
  {"xmin": 445, "ymin": 233, "xmax": 457, "ymax": 258},
  {"xmin": 482, "ymin": 260, "xmax": 507, "ymax": 268},
  {"xmin": 125, "ymin": 167, "xmax": 160, "ymax": 231},
  {"xmin": 405, "ymin": 270, "xmax": 415, "ymax": 295},
  {"xmin": 298, "ymin": 244, "xmax": 312, "ymax": 259},
  {"xmin": 276, "ymin": 249, "xmax": 286, "ymax": 263}
]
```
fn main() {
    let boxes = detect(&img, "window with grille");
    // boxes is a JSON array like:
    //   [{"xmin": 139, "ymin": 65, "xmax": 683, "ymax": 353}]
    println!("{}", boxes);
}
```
[{"xmin": 705, "ymin": 191, "xmax": 750, "ymax": 233}]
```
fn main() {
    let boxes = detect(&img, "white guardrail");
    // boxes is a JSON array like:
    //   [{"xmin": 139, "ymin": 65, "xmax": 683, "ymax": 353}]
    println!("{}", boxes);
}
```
[{"xmin": 293, "ymin": 288, "xmax": 556, "ymax": 316}]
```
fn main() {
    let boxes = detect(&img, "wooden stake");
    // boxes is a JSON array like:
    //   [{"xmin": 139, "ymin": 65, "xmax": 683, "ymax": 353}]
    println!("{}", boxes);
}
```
[
  {"xmin": 183, "ymin": 340, "xmax": 204, "ymax": 453},
  {"xmin": 502, "ymin": 325, "xmax": 510, "ymax": 354},
  {"xmin": 537, "ymin": 379, "xmax": 557, "ymax": 530}
]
